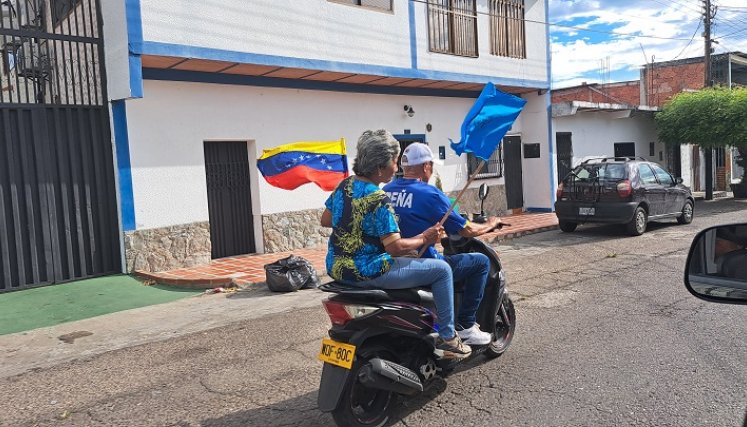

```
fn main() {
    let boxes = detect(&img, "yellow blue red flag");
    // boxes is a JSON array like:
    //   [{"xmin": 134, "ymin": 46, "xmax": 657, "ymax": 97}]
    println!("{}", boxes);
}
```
[{"xmin": 257, "ymin": 139, "xmax": 349, "ymax": 191}]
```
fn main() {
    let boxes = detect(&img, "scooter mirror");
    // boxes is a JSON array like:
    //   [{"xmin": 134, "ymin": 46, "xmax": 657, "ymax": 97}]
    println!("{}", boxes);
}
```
[
  {"xmin": 478, "ymin": 183, "xmax": 489, "ymax": 201},
  {"xmin": 685, "ymin": 223, "xmax": 747, "ymax": 305}
]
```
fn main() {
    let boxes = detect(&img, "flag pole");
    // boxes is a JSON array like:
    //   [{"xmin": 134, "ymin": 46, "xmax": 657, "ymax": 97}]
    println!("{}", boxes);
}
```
[{"xmin": 417, "ymin": 160, "xmax": 486, "ymax": 257}]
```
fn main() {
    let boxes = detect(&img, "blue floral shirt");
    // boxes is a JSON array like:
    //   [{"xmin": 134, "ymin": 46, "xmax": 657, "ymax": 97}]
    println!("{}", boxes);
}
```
[{"xmin": 325, "ymin": 176, "xmax": 400, "ymax": 282}]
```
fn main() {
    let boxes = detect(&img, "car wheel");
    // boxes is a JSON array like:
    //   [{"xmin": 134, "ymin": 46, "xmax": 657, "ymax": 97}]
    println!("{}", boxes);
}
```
[
  {"xmin": 626, "ymin": 207, "xmax": 647, "ymax": 236},
  {"xmin": 677, "ymin": 200, "xmax": 694, "ymax": 224},
  {"xmin": 559, "ymin": 220, "xmax": 578, "ymax": 233}
]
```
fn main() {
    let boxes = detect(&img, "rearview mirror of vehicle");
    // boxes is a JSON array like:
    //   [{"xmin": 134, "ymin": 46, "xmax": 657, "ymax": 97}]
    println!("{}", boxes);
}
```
[
  {"xmin": 478, "ymin": 183, "xmax": 489, "ymax": 200},
  {"xmin": 675, "ymin": 177, "xmax": 683, "ymax": 185},
  {"xmin": 685, "ymin": 224, "xmax": 747, "ymax": 305}
]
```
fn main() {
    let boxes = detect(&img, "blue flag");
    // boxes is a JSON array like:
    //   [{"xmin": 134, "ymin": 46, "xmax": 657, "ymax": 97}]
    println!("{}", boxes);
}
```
[{"xmin": 450, "ymin": 82, "xmax": 527, "ymax": 161}]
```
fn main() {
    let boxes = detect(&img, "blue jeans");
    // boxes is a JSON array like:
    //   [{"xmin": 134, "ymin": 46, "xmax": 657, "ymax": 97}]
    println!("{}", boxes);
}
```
[
  {"xmin": 350, "ymin": 257, "xmax": 456, "ymax": 340},
  {"xmin": 444, "ymin": 253, "xmax": 490, "ymax": 330}
]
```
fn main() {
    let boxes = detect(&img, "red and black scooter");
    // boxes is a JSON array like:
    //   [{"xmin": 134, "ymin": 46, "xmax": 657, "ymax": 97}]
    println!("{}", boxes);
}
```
[{"xmin": 316, "ymin": 200, "xmax": 516, "ymax": 427}]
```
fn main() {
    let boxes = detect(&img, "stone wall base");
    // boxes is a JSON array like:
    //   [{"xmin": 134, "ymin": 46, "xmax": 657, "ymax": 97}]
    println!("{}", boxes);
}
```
[
  {"xmin": 446, "ymin": 184, "xmax": 508, "ymax": 219},
  {"xmin": 125, "ymin": 222, "xmax": 212, "ymax": 273},
  {"xmin": 262, "ymin": 208, "xmax": 331, "ymax": 253},
  {"xmin": 124, "ymin": 186, "xmax": 506, "ymax": 273}
]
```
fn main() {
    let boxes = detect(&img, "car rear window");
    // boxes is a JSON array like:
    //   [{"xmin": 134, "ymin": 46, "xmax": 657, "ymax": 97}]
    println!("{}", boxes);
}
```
[{"xmin": 570, "ymin": 163, "xmax": 626, "ymax": 181}]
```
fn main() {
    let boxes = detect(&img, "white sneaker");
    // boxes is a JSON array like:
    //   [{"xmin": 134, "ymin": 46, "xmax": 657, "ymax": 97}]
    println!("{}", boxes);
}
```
[{"xmin": 457, "ymin": 324, "xmax": 492, "ymax": 345}]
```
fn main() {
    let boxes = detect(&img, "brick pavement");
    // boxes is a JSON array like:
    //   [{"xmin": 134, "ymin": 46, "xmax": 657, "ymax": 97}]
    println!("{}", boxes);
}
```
[{"xmin": 135, "ymin": 212, "xmax": 559, "ymax": 288}]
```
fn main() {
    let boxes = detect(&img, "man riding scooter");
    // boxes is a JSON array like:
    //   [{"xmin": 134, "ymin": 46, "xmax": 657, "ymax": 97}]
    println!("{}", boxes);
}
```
[{"xmin": 383, "ymin": 142, "xmax": 506, "ymax": 346}]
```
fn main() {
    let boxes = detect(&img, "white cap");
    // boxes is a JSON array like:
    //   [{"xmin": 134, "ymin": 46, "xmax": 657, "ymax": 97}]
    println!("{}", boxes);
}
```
[{"xmin": 401, "ymin": 143, "xmax": 441, "ymax": 166}]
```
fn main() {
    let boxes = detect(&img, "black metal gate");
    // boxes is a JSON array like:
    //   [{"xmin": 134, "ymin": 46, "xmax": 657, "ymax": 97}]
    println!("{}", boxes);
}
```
[
  {"xmin": 503, "ymin": 136, "xmax": 523, "ymax": 210},
  {"xmin": 556, "ymin": 132, "xmax": 573, "ymax": 183},
  {"xmin": 1, "ymin": 0, "xmax": 120, "ymax": 292},
  {"xmin": 204, "ymin": 142, "xmax": 255, "ymax": 259}
]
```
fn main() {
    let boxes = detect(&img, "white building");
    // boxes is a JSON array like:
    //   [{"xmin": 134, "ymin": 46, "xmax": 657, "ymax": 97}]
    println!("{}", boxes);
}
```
[{"xmin": 102, "ymin": 0, "xmax": 553, "ymax": 272}]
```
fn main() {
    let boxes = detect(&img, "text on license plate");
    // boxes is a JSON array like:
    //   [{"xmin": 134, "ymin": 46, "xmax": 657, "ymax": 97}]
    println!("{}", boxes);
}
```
[
  {"xmin": 318, "ymin": 338, "xmax": 356, "ymax": 369},
  {"xmin": 579, "ymin": 207, "xmax": 595, "ymax": 215}
]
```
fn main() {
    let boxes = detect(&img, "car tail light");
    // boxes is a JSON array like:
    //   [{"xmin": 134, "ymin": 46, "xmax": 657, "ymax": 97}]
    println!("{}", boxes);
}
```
[
  {"xmin": 322, "ymin": 299, "xmax": 380, "ymax": 326},
  {"xmin": 556, "ymin": 183, "xmax": 564, "ymax": 200},
  {"xmin": 617, "ymin": 179, "xmax": 632, "ymax": 198}
]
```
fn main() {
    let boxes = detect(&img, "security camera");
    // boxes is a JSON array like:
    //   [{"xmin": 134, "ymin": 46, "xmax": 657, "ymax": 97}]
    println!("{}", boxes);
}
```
[
  {"xmin": 404, "ymin": 105, "xmax": 415, "ymax": 118},
  {"xmin": 404, "ymin": 105, "xmax": 411, "ymax": 112}
]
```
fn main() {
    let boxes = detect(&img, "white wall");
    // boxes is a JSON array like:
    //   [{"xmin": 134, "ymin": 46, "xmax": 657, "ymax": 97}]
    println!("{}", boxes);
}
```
[
  {"xmin": 553, "ymin": 111, "xmax": 663, "ymax": 167},
  {"xmin": 125, "ymin": 80, "xmax": 546, "ymax": 230},
  {"xmin": 101, "ymin": 0, "xmax": 131, "ymax": 100},
  {"xmin": 519, "ymin": 92, "xmax": 553, "ymax": 209},
  {"xmin": 138, "ymin": 0, "xmax": 548, "ymax": 84}
]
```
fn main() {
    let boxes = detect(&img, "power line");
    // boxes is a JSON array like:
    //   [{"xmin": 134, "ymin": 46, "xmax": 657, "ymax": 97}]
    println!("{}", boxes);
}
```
[{"xmin": 673, "ymin": 19, "xmax": 702, "ymax": 60}]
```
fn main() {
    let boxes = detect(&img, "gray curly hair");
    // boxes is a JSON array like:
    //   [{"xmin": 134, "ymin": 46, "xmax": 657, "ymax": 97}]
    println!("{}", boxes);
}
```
[{"xmin": 352, "ymin": 129, "xmax": 400, "ymax": 178}]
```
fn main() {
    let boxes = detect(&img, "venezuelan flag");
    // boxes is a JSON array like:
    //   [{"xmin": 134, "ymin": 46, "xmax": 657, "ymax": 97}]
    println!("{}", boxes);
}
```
[{"xmin": 257, "ymin": 139, "xmax": 349, "ymax": 191}]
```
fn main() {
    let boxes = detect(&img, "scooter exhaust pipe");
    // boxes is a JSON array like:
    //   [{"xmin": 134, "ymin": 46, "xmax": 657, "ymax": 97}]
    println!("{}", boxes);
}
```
[{"xmin": 358, "ymin": 358, "xmax": 423, "ymax": 396}]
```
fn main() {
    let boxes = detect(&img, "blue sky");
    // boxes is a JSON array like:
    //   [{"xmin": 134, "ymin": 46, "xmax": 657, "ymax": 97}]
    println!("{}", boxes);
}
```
[{"xmin": 549, "ymin": 0, "xmax": 747, "ymax": 88}]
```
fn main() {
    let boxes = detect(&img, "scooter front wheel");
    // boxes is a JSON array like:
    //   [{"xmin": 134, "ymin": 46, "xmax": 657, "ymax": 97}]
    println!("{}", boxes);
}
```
[
  {"xmin": 486, "ymin": 295, "xmax": 516, "ymax": 358},
  {"xmin": 331, "ymin": 348, "xmax": 397, "ymax": 427}
]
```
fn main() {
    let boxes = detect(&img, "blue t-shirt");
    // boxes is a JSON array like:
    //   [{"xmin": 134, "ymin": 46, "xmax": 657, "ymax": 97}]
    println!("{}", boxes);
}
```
[
  {"xmin": 383, "ymin": 178, "xmax": 467, "ymax": 259},
  {"xmin": 325, "ymin": 176, "xmax": 400, "ymax": 282}
]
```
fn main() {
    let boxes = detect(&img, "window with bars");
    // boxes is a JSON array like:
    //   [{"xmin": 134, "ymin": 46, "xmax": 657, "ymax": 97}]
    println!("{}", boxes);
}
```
[
  {"xmin": 328, "ymin": 0, "xmax": 392, "ymax": 11},
  {"xmin": 427, "ymin": 0, "xmax": 478, "ymax": 57},
  {"xmin": 489, "ymin": 0, "xmax": 526, "ymax": 59},
  {"xmin": 467, "ymin": 147, "xmax": 503, "ymax": 179}
]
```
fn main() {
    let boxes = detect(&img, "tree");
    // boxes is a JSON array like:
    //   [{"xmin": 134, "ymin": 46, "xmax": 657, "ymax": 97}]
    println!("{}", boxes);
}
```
[{"xmin": 656, "ymin": 87, "xmax": 747, "ymax": 187}]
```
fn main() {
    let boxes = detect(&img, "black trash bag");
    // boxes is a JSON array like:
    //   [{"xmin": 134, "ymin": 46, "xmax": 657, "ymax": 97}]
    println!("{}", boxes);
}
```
[{"xmin": 264, "ymin": 255, "xmax": 320, "ymax": 292}]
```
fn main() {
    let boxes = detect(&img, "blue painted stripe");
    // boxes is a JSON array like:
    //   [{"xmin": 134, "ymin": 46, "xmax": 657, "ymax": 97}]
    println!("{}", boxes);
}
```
[
  {"xmin": 138, "ymin": 41, "xmax": 550, "ymax": 89},
  {"xmin": 257, "ymin": 152, "xmax": 347, "ymax": 177},
  {"xmin": 128, "ymin": 54, "xmax": 143, "ymax": 98},
  {"xmin": 142, "ymin": 68, "xmax": 484, "ymax": 98},
  {"xmin": 544, "ymin": 0, "xmax": 556, "ymax": 210},
  {"xmin": 111, "ymin": 100, "xmax": 136, "ymax": 231},
  {"xmin": 526, "ymin": 207, "xmax": 553, "ymax": 213},
  {"xmin": 408, "ymin": 0, "xmax": 418, "ymax": 69},
  {"xmin": 126, "ymin": 0, "xmax": 144, "ymax": 98}
]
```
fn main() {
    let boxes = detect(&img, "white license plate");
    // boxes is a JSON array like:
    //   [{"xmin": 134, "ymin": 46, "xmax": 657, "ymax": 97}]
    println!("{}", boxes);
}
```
[{"xmin": 579, "ymin": 207, "xmax": 595, "ymax": 216}]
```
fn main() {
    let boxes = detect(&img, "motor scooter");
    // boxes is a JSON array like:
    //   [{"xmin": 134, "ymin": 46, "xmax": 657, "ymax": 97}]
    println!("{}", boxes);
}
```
[{"xmin": 316, "ymin": 184, "xmax": 516, "ymax": 427}]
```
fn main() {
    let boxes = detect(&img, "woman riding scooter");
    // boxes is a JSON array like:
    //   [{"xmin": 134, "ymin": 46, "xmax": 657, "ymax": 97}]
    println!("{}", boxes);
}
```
[{"xmin": 320, "ymin": 129, "xmax": 471, "ymax": 359}]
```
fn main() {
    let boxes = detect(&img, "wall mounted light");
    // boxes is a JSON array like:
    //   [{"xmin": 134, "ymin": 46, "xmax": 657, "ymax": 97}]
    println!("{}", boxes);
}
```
[{"xmin": 404, "ymin": 105, "xmax": 415, "ymax": 118}]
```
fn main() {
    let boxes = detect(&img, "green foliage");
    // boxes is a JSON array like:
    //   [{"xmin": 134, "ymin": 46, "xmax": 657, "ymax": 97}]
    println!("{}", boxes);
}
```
[{"xmin": 656, "ymin": 87, "xmax": 747, "ymax": 150}]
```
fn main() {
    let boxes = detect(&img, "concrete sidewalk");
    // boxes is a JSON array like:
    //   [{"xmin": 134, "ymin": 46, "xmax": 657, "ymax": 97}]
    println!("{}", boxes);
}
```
[{"xmin": 135, "ymin": 211, "xmax": 559, "ymax": 288}]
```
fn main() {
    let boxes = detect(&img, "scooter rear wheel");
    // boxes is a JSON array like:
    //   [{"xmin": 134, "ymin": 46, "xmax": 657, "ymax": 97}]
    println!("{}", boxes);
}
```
[
  {"xmin": 332, "ymin": 348, "xmax": 398, "ymax": 427},
  {"xmin": 486, "ymin": 296, "xmax": 516, "ymax": 358}
]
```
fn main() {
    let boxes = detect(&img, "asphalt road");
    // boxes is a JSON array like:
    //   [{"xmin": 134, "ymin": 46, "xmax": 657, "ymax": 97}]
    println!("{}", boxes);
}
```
[{"xmin": 1, "ymin": 199, "xmax": 746, "ymax": 427}]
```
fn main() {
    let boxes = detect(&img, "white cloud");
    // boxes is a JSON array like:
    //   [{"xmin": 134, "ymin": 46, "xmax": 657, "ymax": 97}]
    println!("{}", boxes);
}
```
[{"xmin": 549, "ymin": 0, "xmax": 747, "ymax": 88}]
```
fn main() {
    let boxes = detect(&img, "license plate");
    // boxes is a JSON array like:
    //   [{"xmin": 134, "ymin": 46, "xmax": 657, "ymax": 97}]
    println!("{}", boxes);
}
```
[
  {"xmin": 579, "ymin": 207, "xmax": 595, "ymax": 215},
  {"xmin": 318, "ymin": 338, "xmax": 356, "ymax": 369}
]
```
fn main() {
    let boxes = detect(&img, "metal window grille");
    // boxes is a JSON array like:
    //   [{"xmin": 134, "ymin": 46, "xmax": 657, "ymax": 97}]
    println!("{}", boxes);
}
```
[
  {"xmin": 328, "ymin": 0, "xmax": 392, "ymax": 11},
  {"xmin": 0, "ymin": 0, "xmax": 103, "ymax": 106},
  {"xmin": 489, "ymin": 0, "xmax": 526, "ymax": 59},
  {"xmin": 467, "ymin": 147, "xmax": 502, "ymax": 179},
  {"xmin": 427, "ymin": 0, "xmax": 478, "ymax": 58}
]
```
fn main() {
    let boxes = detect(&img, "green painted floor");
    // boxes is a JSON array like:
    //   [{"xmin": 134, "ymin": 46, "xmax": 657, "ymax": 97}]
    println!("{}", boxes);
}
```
[{"xmin": 0, "ymin": 276, "xmax": 202, "ymax": 336}]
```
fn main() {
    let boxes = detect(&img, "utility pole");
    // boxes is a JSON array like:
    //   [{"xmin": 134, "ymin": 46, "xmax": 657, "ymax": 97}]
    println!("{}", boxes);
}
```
[{"xmin": 703, "ymin": 0, "xmax": 714, "ymax": 200}]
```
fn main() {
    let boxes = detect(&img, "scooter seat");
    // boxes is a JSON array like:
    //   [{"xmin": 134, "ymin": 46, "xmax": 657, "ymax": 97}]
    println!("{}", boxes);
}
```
[{"xmin": 320, "ymin": 281, "xmax": 434, "ymax": 304}]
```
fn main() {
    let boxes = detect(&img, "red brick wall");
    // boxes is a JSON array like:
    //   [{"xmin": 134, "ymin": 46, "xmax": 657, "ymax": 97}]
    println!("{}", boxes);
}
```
[
  {"xmin": 643, "ymin": 62, "xmax": 705, "ymax": 107},
  {"xmin": 552, "ymin": 82, "xmax": 640, "ymax": 106}
]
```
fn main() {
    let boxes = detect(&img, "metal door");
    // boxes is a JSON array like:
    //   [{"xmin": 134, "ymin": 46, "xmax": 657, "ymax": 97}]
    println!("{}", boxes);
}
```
[
  {"xmin": 556, "ymin": 132, "xmax": 573, "ymax": 183},
  {"xmin": 638, "ymin": 163, "xmax": 665, "ymax": 216},
  {"xmin": 204, "ymin": 142, "xmax": 255, "ymax": 259},
  {"xmin": 1, "ymin": 0, "xmax": 120, "ymax": 292},
  {"xmin": 503, "ymin": 136, "xmax": 523, "ymax": 210}
]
